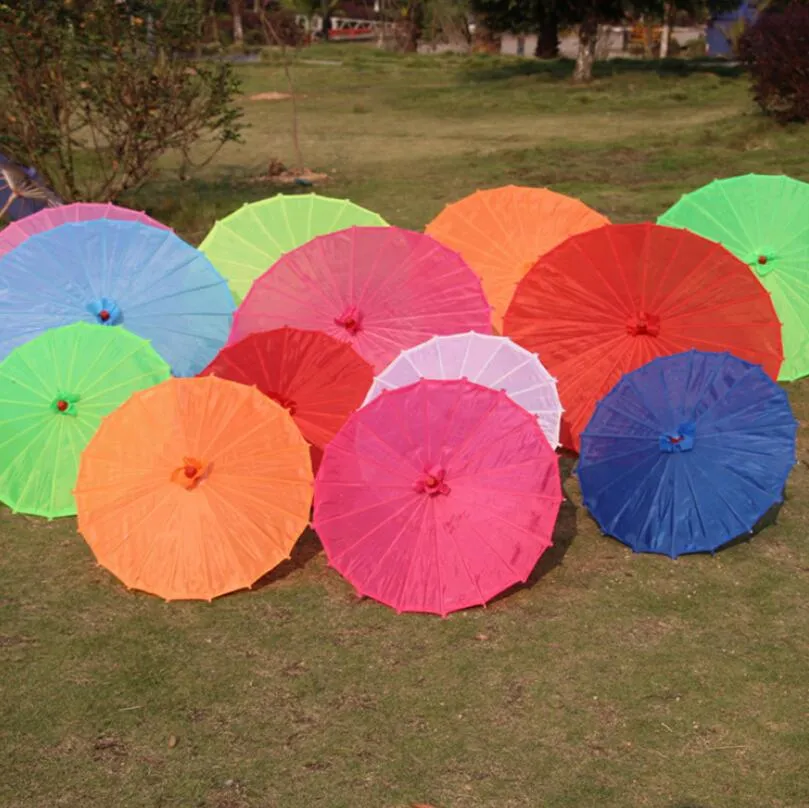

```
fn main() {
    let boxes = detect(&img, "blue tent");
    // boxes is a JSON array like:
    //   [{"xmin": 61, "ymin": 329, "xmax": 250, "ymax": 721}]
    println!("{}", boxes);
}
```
[{"xmin": 706, "ymin": 2, "xmax": 759, "ymax": 57}]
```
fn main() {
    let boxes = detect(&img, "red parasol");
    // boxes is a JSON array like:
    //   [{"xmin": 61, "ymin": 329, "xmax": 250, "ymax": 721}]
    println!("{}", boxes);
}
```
[
  {"xmin": 201, "ymin": 328, "xmax": 374, "ymax": 470},
  {"xmin": 504, "ymin": 223, "xmax": 784, "ymax": 451}
]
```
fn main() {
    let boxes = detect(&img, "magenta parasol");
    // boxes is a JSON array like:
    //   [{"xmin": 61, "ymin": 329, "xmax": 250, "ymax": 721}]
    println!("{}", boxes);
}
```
[
  {"xmin": 313, "ymin": 378, "xmax": 562, "ymax": 616},
  {"xmin": 228, "ymin": 226, "xmax": 492, "ymax": 371}
]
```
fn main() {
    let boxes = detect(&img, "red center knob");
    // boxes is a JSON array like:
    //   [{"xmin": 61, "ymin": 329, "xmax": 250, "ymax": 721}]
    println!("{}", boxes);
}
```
[
  {"xmin": 56, "ymin": 400, "xmax": 68, "ymax": 412},
  {"xmin": 425, "ymin": 475, "xmax": 438, "ymax": 488},
  {"xmin": 184, "ymin": 465, "xmax": 198, "ymax": 479},
  {"xmin": 758, "ymin": 256, "xmax": 768, "ymax": 266},
  {"xmin": 99, "ymin": 309, "xmax": 110, "ymax": 322},
  {"xmin": 335, "ymin": 310, "xmax": 362, "ymax": 335}
]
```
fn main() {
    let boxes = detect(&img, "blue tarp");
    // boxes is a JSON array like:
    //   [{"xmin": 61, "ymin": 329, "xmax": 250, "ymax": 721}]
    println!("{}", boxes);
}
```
[{"xmin": 706, "ymin": 1, "xmax": 759, "ymax": 56}]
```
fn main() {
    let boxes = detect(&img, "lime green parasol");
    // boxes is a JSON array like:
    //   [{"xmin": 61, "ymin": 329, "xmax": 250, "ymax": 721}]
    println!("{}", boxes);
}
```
[
  {"xmin": 659, "ymin": 174, "xmax": 809, "ymax": 381},
  {"xmin": 199, "ymin": 193, "xmax": 388, "ymax": 303},
  {"xmin": 0, "ymin": 322, "xmax": 170, "ymax": 518}
]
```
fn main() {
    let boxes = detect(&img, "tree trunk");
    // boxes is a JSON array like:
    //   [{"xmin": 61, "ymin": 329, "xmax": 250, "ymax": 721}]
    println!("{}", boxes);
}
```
[
  {"xmin": 403, "ymin": 0, "xmax": 423, "ymax": 52},
  {"xmin": 573, "ymin": 14, "xmax": 598, "ymax": 83},
  {"xmin": 231, "ymin": 0, "xmax": 244, "ymax": 44},
  {"xmin": 660, "ymin": 1, "xmax": 673, "ymax": 58},
  {"xmin": 640, "ymin": 15, "xmax": 653, "ymax": 59},
  {"xmin": 535, "ymin": 5, "xmax": 559, "ymax": 59}
]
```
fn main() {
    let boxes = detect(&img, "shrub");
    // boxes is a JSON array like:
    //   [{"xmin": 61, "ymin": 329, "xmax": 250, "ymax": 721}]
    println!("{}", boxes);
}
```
[
  {"xmin": 0, "ymin": 0, "xmax": 244, "ymax": 201},
  {"xmin": 737, "ymin": 2, "xmax": 809, "ymax": 124}
]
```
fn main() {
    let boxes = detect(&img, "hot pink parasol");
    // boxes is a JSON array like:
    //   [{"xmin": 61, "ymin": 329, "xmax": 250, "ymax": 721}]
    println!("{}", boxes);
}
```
[
  {"xmin": 0, "ymin": 202, "xmax": 169, "ymax": 258},
  {"xmin": 228, "ymin": 226, "xmax": 492, "ymax": 371},
  {"xmin": 313, "ymin": 378, "xmax": 563, "ymax": 616}
]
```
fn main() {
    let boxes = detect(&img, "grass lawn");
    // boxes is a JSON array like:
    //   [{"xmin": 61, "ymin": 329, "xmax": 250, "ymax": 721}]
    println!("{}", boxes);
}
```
[{"xmin": 3, "ymin": 46, "xmax": 809, "ymax": 808}]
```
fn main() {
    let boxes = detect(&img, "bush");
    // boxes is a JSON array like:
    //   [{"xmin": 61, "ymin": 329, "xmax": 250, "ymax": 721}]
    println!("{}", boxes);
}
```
[
  {"xmin": 738, "ymin": 2, "xmax": 809, "ymax": 124},
  {"xmin": 0, "ymin": 0, "xmax": 244, "ymax": 201}
]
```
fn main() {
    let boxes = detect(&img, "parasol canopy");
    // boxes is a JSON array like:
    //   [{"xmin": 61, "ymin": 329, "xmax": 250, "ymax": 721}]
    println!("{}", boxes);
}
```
[
  {"xmin": 0, "ymin": 152, "xmax": 62, "ymax": 222},
  {"xmin": 578, "ymin": 350, "xmax": 797, "ymax": 557},
  {"xmin": 201, "ymin": 327, "xmax": 374, "ymax": 463},
  {"xmin": 364, "ymin": 332, "xmax": 562, "ymax": 449},
  {"xmin": 658, "ymin": 173, "xmax": 809, "ymax": 381},
  {"xmin": 0, "ymin": 202, "xmax": 169, "ymax": 260},
  {"xmin": 0, "ymin": 219, "xmax": 235, "ymax": 376},
  {"xmin": 200, "ymin": 193, "xmax": 388, "ymax": 302},
  {"xmin": 426, "ymin": 185, "xmax": 609, "ymax": 331},
  {"xmin": 313, "ymin": 378, "xmax": 562, "ymax": 616},
  {"xmin": 74, "ymin": 376, "xmax": 313, "ymax": 601},
  {"xmin": 0, "ymin": 322, "xmax": 170, "ymax": 518},
  {"xmin": 229, "ymin": 226, "xmax": 492, "ymax": 372},
  {"xmin": 504, "ymin": 222, "xmax": 783, "ymax": 452}
]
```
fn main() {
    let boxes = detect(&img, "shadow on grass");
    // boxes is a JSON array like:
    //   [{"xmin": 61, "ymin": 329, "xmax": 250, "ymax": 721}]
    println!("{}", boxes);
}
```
[
  {"xmin": 253, "ymin": 454, "xmax": 582, "ymax": 599},
  {"xmin": 491, "ymin": 453, "xmax": 579, "ymax": 604},
  {"xmin": 464, "ymin": 56, "xmax": 744, "ymax": 84},
  {"xmin": 716, "ymin": 497, "xmax": 785, "ymax": 553},
  {"xmin": 252, "ymin": 526, "xmax": 324, "ymax": 591}
]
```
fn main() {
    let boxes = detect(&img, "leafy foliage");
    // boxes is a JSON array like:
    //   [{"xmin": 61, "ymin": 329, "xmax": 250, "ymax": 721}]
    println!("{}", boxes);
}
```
[
  {"xmin": 738, "ymin": 1, "xmax": 809, "ymax": 123},
  {"xmin": 0, "ymin": 0, "xmax": 244, "ymax": 201}
]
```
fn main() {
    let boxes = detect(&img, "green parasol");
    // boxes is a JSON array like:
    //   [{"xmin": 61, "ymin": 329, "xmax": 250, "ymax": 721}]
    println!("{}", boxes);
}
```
[
  {"xmin": 659, "ymin": 174, "xmax": 809, "ymax": 381},
  {"xmin": 0, "ymin": 322, "xmax": 170, "ymax": 518},
  {"xmin": 199, "ymin": 193, "xmax": 388, "ymax": 303}
]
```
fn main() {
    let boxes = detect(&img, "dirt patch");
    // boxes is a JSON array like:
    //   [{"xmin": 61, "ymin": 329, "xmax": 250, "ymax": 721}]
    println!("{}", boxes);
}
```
[
  {"xmin": 250, "ymin": 160, "xmax": 329, "ymax": 187},
  {"xmin": 249, "ymin": 91, "xmax": 303, "ymax": 102}
]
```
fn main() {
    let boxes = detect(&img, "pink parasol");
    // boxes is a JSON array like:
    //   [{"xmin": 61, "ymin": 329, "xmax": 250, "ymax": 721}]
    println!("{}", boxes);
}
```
[
  {"xmin": 0, "ymin": 202, "xmax": 169, "ymax": 258},
  {"xmin": 228, "ymin": 226, "xmax": 492, "ymax": 371},
  {"xmin": 313, "ymin": 378, "xmax": 562, "ymax": 616}
]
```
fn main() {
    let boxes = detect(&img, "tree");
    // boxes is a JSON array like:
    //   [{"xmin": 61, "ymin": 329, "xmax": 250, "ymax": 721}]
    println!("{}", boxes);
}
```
[
  {"xmin": 569, "ymin": 1, "xmax": 739, "ymax": 82},
  {"xmin": 471, "ymin": 0, "xmax": 562, "ymax": 57},
  {"xmin": 0, "ymin": 0, "xmax": 244, "ymax": 202},
  {"xmin": 231, "ymin": 0, "xmax": 245, "ymax": 44},
  {"xmin": 474, "ymin": 0, "xmax": 742, "ymax": 82},
  {"xmin": 535, "ymin": 1, "xmax": 560, "ymax": 57},
  {"xmin": 659, "ymin": 0, "xmax": 673, "ymax": 57},
  {"xmin": 564, "ymin": 0, "xmax": 624, "ymax": 82},
  {"xmin": 738, "ymin": 0, "xmax": 809, "ymax": 123}
]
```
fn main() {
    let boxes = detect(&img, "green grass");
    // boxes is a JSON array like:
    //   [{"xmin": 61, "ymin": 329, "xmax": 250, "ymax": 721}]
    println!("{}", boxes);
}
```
[{"xmin": 4, "ymin": 47, "xmax": 809, "ymax": 808}]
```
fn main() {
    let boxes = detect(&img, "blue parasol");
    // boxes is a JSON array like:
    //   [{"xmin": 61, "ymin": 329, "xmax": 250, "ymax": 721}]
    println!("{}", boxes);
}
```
[
  {"xmin": 0, "ymin": 220, "xmax": 235, "ymax": 376},
  {"xmin": 0, "ymin": 153, "xmax": 62, "ymax": 222},
  {"xmin": 578, "ymin": 350, "xmax": 797, "ymax": 558}
]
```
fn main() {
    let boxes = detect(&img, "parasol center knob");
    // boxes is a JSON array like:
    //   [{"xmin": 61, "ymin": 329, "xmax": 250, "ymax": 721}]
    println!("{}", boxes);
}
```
[
  {"xmin": 415, "ymin": 467, "xmax": 450, "ymax": 497},
  {"xmin": 659, "ymin": 421, "xmax": 695, "ymax": 453},
  {"xmin": 335, "ymin": 308, "xmax": 363, "ymax": 336},
  {"xmin": 52, "ymin": 392, "xmax": 79, "ymax": 415},
  {"xmin": 172, "ymin": 457, "xmax": 207, "ymax": 489},
  {"xmin": 627, "ymin": 311, "xmax": 660, "ymax": 337},
  {"xmin": 751, "ymin": 250, "xmax": 776, "ymax": 276},
  {"xmin": 89, "ymin": 297, "xmax": 121, "ymax": 325}
]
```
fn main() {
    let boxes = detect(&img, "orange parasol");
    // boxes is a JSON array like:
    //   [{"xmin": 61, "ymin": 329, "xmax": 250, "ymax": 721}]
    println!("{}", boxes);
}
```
[
  {"xmin": 426, "ymin": 185, "xmax": 609, "ymax": 331},
  {"xmin": 74, "ymin": 376, "xmax": 313, "ymax": 601}
]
